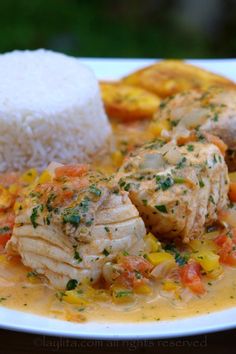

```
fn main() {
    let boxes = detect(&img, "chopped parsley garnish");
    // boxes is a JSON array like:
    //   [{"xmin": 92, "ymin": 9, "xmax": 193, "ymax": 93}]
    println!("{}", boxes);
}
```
[
  {"xmin": 155, "ymin": 205, "xmax": 168, "ymax": 213},
  {"xmin": 164, "ymin": 244, "xmax": 189, "ymax": 266},
  {"xmin": 66, "ymin": 279, "xmax": 78, "ymax": 290},
  {"xmin": 123, "ymin": 251, "xmax": 129, "ymax": 256},
  {"xmin": 104, "ymin": 226, "xmax": 110, "ymax": 233},
  {"xmin": 30, "ymin": 205, "xmax": 43, "ymax": 228},
  {"xmin": 156, "ymin": 175, "xmax": 174, "ymax": 191},
  {"xmin": 199, "ymin": 179, "xmax": 205, "ymax": 188},
  {"xmin": 0, "ymin": 226, "xmax": 10, "ymax": 234},
  {"xmin": 159, "ymin": 101, "xmax": 167, "ymax": 109},
  {"xmin": 170, "ymin": 119, "xmax": 179, "ymax": 127},
  {"xmin": 118, "ymin": 179, "xmax": 126, "ymax": 188},
  {"xmin": 124, "ymin": 183, "xmax": 131, "ymax": 191},
  {"xmin": 212, "ymin": 113, "xmax": 219, "ymax": 122},
  {"xmin": 209, "ymin": 195, "xmax": 215, "ymax": 205},
  {"xmin": 102, "ymin": 249, "xmax": 110, "ymax": 257},
  {"xmin": 79, "ymin": 197, "xmax": 90, "ymax": 213},
  {"xmin": 173, "ymin": 177, "xmax": 186, "ymax": 184},
  {"xmin": 62, "ymin": 210, "xmax": 81, "ymax": 228},
  {"xmin": 115, "ymin": 290, "xmax": 133, "ymax": 298},
  {"xmin": 89, "ymin": 184, "xmax": 102, "ymax": 197},
  {"xmin": 176, "ymin": 157, "xmax": 187, "ymax": 169},
  {"xmin": 74, "ymin": 251, "xmax": 83, "ymax": 263},
  {"xmin": 187, "ymin": 144, "xmax": 194, "ymax": 152},
  {"xmin": 27, "ymin": 271, "xmax": 38, "ymax": 278},
  {"xmin": 135, "ymin": 271, "xmax": 142, "ymax": 279},
  {"xmin": 46, "ymin": 193, "xmax": 56, "ymax": 212},
  {"xmin": 213, "ymin": 154, "xmax": 218, "ymax": 165}
]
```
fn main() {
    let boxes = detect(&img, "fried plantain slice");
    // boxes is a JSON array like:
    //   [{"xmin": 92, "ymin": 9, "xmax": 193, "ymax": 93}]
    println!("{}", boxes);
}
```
[
  {"xmin": 122, "ymin": 60, "xmax": 236, "ymax": 98},
  {"xmin": 100, "ymin": 81, "xmax": 160, "ymax": 122}
]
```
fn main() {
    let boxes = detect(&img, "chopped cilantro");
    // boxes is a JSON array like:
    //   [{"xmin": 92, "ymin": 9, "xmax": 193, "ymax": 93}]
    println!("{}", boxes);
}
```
[
  {"xmin": 155, "ymin": 205, "xmax": 168, "ymax": 213},
  {"xmin": 115, "ymin": 290, "xmax": 133, "ymax": 298},
  {"xmin": 164, "ymin": 244, "xmax": 189, "ymax": 266},
  {"xmin": 89, "ymin": 184, "xmax": 102, "ymax": 197},
  {"xmin": 176, "ymin": 157, "xmax": 187, "ymax": 169},
  {"xmin": 142, "ymin": 199, "xmax": 148, "ymax": 206},
  {"xmin": 0, "ymin": 226, "xmax": 10, "ymax": 234},
  {"xmin": 199, "ymin": 179, "xmax": 205, "ymax": 188},
  {"xmin": 66, "ymin": 279, "xmax": 78, "ymax": 290},
  {"xmin": 62, "ymin": 207, "xmax": 81, "ymax": 227},
  {"xmin": 212, "ymin": 113, "xmax": 219, "ymax": 122},
  {"xmin": 187, "ymin": 144, "xmax": 194, "ymax": 152},
  {"xmin": 102, "ymin": 249, "xmax": 110, "ymax": 257},
  {"xmin": 209, "ymin": 195, "xmax": 215, "ymax": 205},
  {"xmin": 173, "ymin": 177, "xmax": 186, "ymax": 184},
  {"xmin": 46, "ymin": 193, "xmax": 56, "ymax": 212},
  {"xmin": 27, "ymin": 271, "xmax": 38, "ymax": 278},
  {"xmin": 156, "ymin": 175, "xmax": 174, "ymax": 191},
  {"xmin": 124, "ymin": 183, "xmax": 131, "ymax": 191},
  {"xmin": 30, "ymin": 205, "xmax": 43, "ymax": 228},
  {"xmin": 74, "ymin": 251, "xmax": 83, "ymax": 263}
]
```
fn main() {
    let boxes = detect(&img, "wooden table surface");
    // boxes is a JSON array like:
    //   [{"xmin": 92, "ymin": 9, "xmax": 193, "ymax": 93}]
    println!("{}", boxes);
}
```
[{"xmin": 1, "ymin": 328, "xmax": 235, "ymax": 354}]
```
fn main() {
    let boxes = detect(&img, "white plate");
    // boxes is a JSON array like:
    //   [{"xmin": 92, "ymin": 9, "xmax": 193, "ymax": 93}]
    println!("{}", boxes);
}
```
[{"xmin": 1, "ymin": 58, "xmax": 236, "ymax": 339}]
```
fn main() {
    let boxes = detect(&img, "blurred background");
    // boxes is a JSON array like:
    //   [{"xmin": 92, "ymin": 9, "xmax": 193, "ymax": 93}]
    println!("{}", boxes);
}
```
[{"xmin": 0, "ymin": 0, "xmax": 236, "ymax": 58}]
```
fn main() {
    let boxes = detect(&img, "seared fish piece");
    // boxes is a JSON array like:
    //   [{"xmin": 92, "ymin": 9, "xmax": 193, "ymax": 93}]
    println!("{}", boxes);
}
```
[
  {"xmin": 7, "ymin": 164, "xmax": 146, "ymax": 289},
  {"xmin": 116, "ymin": 138, "xmax": 229, "ymax": 243},
  {"xmin": 156, "ymin": 88, "xmax": 236, "ymax": 170}
]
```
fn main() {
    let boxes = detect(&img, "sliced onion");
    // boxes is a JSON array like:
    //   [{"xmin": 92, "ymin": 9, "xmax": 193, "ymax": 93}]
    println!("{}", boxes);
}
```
[
  {"xmin": 139, "ymin": 153, "xmax": 165, "ymax": 171},
  {"xmin": 151, "ymin": 260, "xmax": 176, "ymax": 279}
]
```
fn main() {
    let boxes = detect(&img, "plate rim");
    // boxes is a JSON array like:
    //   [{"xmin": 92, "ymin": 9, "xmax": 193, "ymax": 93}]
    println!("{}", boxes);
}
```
[{"xmin": 1, "ymin": 305, "xmax": 236, "ymax": 339}]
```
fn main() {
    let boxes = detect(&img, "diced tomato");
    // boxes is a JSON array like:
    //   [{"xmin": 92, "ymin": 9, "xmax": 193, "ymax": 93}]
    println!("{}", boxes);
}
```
[
  {"xmin": 179, "ymin": 260, "xmax": 205, "ymax": 295},
  {"xmin": 0, "ymin": 234, "xmax": 11, "ymax": 248},
  {"xmin": 55, "ymin": 164, "xmax": 89, "ymax": 178},
  {"xmin": 120, "ymin": 255, "xmax": 153, "ymax": 274},
  {"xmin": 205, "ymin": 133, "xmax": 227, "ymax": 156},
  {"xmin": 214, "ymin": 232, "xmax": 236, "ymax": 266},
  {"xmin": 0, "ymin": 212, "xmax": 15, "ymax": 250},
  {"xmin": 115, "ymin": 256, "xmax": 153, "ymax": 289},
  {"xmin": 229, "ymin": 182, "xmax": 236, "ymax": 202}
]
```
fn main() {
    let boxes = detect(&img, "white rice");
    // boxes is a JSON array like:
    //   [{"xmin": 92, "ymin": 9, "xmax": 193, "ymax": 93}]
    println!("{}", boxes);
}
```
[{"xmin": 0, "ymin": 49, "xmax": 111, "ymax": 172}]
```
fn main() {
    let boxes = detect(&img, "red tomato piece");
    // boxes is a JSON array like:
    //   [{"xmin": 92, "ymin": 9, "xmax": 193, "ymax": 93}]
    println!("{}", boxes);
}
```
[{"xmin": 179, "ymin": 260, "xmax": 205, "ymax": 295}]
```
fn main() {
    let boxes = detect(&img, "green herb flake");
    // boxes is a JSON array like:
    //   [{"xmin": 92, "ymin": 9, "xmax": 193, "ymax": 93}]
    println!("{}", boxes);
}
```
[
  {"xmin": 74, "ymin": 251, "xmax": 83, "ymax": 263},
  {"xmin": 155, "ymin": 205, "xmax": 168, "ymax": 213},
  {"xmin": 0, "ymin": 226, "xmax": 10, "ymax": 234},
  {"xmin": 62, "ymin": 209, "xmax": 81, "ymax": 228},
  {"xmin": 199, "ymin": 179, "xmax": 205, "ymax": 188},
  {"xmin": 102, "ymin": 249, "xmax": 110, "ymax": 257},
  {"xmin": 115, "ymin": 290, "xmax": 133, "ymax": 298},
  {"xmin": 212, "ymin": 113, "xmax": 219, "ymax": 122},
  {"xmin": 176, "ymin": 157, "xmax": 187, "ymax": 169},
  {"xmin": 156, "ymin": 175, "xmax": 174, "ymax": 191},
  {"xmin": 30, "ymin": 205, "xmax": 43, "ymax": 228},
  {"xmin": 187, "ymin": 144, "xmax": 194, "ymax": 152},
  {"xmin": 89, "ymin": 184, "xmax": 102, "ymax": 197},
  {"xmin": 66, "ymin": 279, "xmax": 78, "ymax": 291}
]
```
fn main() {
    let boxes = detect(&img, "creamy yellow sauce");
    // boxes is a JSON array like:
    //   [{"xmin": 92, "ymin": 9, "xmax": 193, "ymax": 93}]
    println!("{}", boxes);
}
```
[
  {"xmin": 0, "ymin": 119, "xmax": 236, "ymax": 323},
  {"xmin": 0, "ymin": 254, "xmax": 236, "ymax": 322}
]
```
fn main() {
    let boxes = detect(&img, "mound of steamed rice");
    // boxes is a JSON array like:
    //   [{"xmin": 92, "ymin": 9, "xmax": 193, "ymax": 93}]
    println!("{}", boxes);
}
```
[{"xmin": 0, "ymin": 49, "xmax": 111, "ymax": 172}]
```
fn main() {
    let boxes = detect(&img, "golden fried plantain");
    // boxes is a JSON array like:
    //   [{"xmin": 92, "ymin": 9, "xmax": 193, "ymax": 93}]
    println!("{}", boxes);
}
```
[
  {"xmin": 100, "ymin": 81, "xmax": 160, "ymax": 122},
  {"xmin": 122, "ymin": 60, "xmax": 236, "ymax": 98}
]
